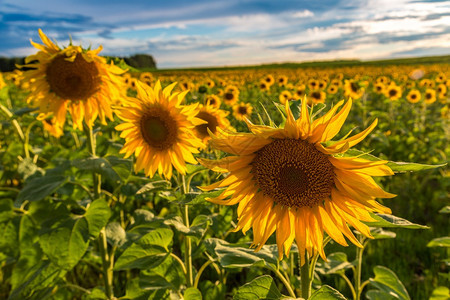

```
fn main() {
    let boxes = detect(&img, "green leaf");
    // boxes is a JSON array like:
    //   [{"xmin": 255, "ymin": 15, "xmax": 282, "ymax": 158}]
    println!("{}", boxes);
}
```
[
  {"xmin": 106, "ymin": 222, "xmax": 127, "ymax": 247},
  {"xmin": 439, "ymin": 206, "xmax": 450, "ymax": 214},
  {"xmin": 427, "ymin": 237, "xmax": 450, "ymax": 248},
  {"xmin": 233, "ymin": 275, "xmax": 285, "ymax": 300},
  {"xmin": 370, "ymin": 228, "xmax": 397, "ymax": 240},
  {"xmin": 84, "ymin": 199, "xmax": 111, "ymax": 237},
  {"xmin": 73, "ymin": 156, "xmax": 121, "ymax": 184},
  {"xmin": 18, "ymin": 157, "xmax": 44, "ymax": 180},
  {"xmin": 114, "ymin": 228, "xmax": 173, "ymax": 270},
  {"xmin": 39, "ymin": 217, "xmax": 90, "ymax": 270},
  {"xmin": 365, "ymin": 213, "xmax": 429, "ymax": 229},
  {"xmin": 430, "ymin": 286, "xmax": 450, "ymax": 300},
  {"xmin": 105, "ymin": 155, "xmax": 133, "ymax": 182},
  {"xmin": 136, "ymin": 180, "xmax": 171, "ymax": 194},
  {"xmin": 144, "ymin": 255, "xmax": 185, "ymax": 290},
  {"xmin": 206, "ymin": 239, "xmax": 278, "ymax": 271},
  {"xmin": 16, "ymin": 175, "xmax": 68, "ymax": 205},
  {"xmin": 164, "ymin": 215, "xmax": 211, "ymax": 242},
  {"xmin": 316, "ymin": 252, "xmax": 353, "ymax": 275},
  {"xmin": 310, "ymin": 285, "xmax": 347, "ymax": 300},
  {"xmin": 184, "ymin": 287, "xmax": 203, "ymax": 300},
  {"xmin": 178, "ymin": 189, "xmax": 223, "ymax": 205},
  {"xmin": 366, "ymin": 290, "xmax": 397, "ymax": 300},
  {"xmin": 368, "ymin": 266, "xmax": 410, "ymax": 300},
  {"xmin": 386, "ymin": 161, "xmax": 446, "ymax": 173}
]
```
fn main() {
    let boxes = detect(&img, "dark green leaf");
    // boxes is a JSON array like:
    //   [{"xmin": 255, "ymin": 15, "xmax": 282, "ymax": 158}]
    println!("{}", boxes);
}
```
[
  {"xmin": 366, "ymin": 290, "xmax": 397, "ymax": 300},
  {"xmin": 179, "ymin": 189, "xmax": 223, "ymax": 205},
  {"xmin": 114, "ymin": 228, "xmax": 173, "ymax": 270},
  {"xmin": 233, "ymin": 275, "xmax": 285, "ymax": 300},
  {"xmin": 16, "ymin": 175, "xmax": 67, "ymax": 205},
  {"xmin": 136, "ymin": 180, "xmax": 171, "ymax": 194},
  {"xmin": 206, "ymin": 239, "xmax": 278, "ymax": 270},
  {"xmin": 184, "ymin": 287, "xmax": 203, "ymax": 300},
  {"xmin": 105, "ymin": 155, "xmax": 133, "ymax": 181},
  {"xmin": 365, "ymin": 213, "xmax": 429, "ymax": 229},
  {"xmin": 427, "ymin": 237, "xmax": 450, "ymax": 248},
  {"xmin": 310, "ymin": 285, "xmax": 347, "ymax": 300},
  {"xmin": 368, "ymin": 266, "xmax": 410, "ymax": 300},
  {"xmin": 144, "ymin": 255, "xmax": 185, "ymax": 290},
  {"xmin": 84, "ymin": 199, "xmax": 111, "ymax": 237},
  {"xmin": 18, "ymin": 157, "xmax": 43, "ymax": 180},
  {"xmin": 73, "ymin": 156, "xmax": 121, "ymax": 184},
  {"xmin": 316, "ymin": 252, "xmax": 353, "ymax": 275}
]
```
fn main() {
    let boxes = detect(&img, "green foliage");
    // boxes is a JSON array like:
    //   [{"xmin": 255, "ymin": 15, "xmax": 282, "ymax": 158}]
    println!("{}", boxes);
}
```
[
  {"xmin": 233, "ymin": 275, "xmax": 287, "ymax": 300},
  {"xmin": 367, "ymin": 266, "xmax": 411, "ymax": 300}
]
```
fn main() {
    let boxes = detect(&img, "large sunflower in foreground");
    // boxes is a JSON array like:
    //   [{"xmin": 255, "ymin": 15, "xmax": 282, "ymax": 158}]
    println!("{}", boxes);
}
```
[
  {"xmin": 115, "ymin": 81, "xmax": 205, "ymax": 179},
  {"xmin": 199, "ymin": 99, "xmax": 395, "ymax": 262},
  {"xmin": 22, "ymin": 29, "xmax": 126, "ymax": 132}
]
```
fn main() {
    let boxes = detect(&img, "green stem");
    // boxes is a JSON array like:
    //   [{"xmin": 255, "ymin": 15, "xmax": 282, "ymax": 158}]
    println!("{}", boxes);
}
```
[
  {"xmin": 272, "ymin": 268, "xmax": 296, "ymax": 298},
  {"xmin": 194, "ymin": 260, "xmax": 214, "ymax": 288},
  {"xmin": 84, "ymin": 124, "xmax": 101, "ymax": 198},
  {"xmin": 181, "ymin": 175, "xmax": 194, "ymax": 287},
  {"xmin": 98, "ymin": 228, "xmax": 114, "ymax": 299},
  {"xmin": 170, "ymin": 253, "xmax": 187, "ymax": 275},
  {"xmin": 340, "ymin": 274, "xmax": 357, "ymax": 300},
  {"xmin": 300, "ymin": 254, "xmax": 311, "ymax": 299},
  {"xmin": 0, "ymin": 103, "xmax": 27, "ymax": 157},
  {"xmin": 354, "ymin": 236, "xmax": 366, "ymax": 300}
]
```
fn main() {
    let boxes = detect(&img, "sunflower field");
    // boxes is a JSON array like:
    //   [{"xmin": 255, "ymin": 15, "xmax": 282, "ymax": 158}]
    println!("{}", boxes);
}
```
[{"xmin": 0, "ymin": 30, "xmax": 449, "ymax": 300}]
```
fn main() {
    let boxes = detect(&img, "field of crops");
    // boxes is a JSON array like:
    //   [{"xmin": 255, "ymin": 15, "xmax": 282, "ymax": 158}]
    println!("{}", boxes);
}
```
[{"xmin": 0, "ymin": 31, "xmax": 449, "ymax": 300}]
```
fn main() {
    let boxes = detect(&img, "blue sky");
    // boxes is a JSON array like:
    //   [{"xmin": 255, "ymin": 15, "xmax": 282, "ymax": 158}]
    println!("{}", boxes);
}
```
[{"xmin": 1, "ymin": 0, "xmax": 450, "ymax": 68}]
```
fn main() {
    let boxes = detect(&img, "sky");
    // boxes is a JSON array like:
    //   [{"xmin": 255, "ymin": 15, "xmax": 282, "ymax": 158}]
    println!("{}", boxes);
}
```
[{"xmin": 1, "ymin": 0, "xmax": 450, "ymax": 69}]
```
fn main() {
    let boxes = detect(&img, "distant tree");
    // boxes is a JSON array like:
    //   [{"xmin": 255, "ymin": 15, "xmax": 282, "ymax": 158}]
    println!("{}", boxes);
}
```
[
  {"xmin": 123, "ymin": 54, "xmax": 157, "ymax": 69},
  {"xmin": 0, "ymin": 57, "xmax": 26, "ymax": 72}
]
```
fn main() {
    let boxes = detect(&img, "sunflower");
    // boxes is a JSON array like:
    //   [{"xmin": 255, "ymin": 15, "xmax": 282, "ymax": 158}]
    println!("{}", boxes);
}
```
[
  {"xmin": 223, "ymin": 87, "xmax": 239, "ymax": 106},
  {"xmin": 344, "ymin": 79, "xmax": 364, "ymax": 100},
  {"xmin": 115, "ymin": 81, "xmax": 205, "ymax": 179},
  {"xmin": 373, "ymin": 83, "xmax": 385, "ymax": 94},
  {"xmin": 277, "ymin": 75, "xmax": 288, "ymax": 86},
  {"xmin": 327, "ymin": 85, "xmax": 338, "ymax": 95},
  {"xmin": 437, "ymin": 83, "xmax": 447, "ymax": 100},
  {"xmin": 279, "ymin": 90, "xmax": 293, "ymax": 104},
  {"xmin": 293, "ymin": 85, "xmax": 306, "ymax": 100},
  {"xmin": 406, "ymin": 89, "xmax": 421, "ymax": 103},
  {"xmin": 308, "ymin": 79, "xmax": 319, "ymax": 91},
  {"xmin": 206, "ymin": 94, "xmax": 221, "ymax": 109},
  {"xmin": 21, "ymin": 29, "xmax": 125, "ymax": 132},
  {"xmin": 424, "ymin": 88, "xmax": 437, "ymax": 104},
  {"xmin": 41, "ymin": 117, "xmax": 64, "ymax": 138},
  {"xmin": 259, "ymin": 80, "xmax": 270, "ymax": 92},
  {"xmin": 435, "ymin": 72, "xmax": 446, "ymax": 83},
  {"xmin": 199, "ymin": 99, "xmax": 394, "ymax": 262},
  {"xmin": 233, "ymin": 102, "xmax": 253, "ymax": 121},
  {"xmin": 310, "ymin": 90, "xmax": 326, "ymax": 104},
  {"xmin": 0, "ymin": 73, "xmax": 5, "ymax": 90},
  {"xmin": 384, "ymin": 84, "xmax": 402, "ymax": 101},
  {"xmin": 264, "ymin": 74, "xmax": 275, "ymax": 86},
  {"xmin": 139, "ymin": 72, "xmax": 154, "ymax": 87},
  {"xmin": 194, "ymin": 104, "xmax": 232, "ymax": 144},
  {"xmin": 206, "ymin": 79, "xmax": 215, "ymax": 88}
]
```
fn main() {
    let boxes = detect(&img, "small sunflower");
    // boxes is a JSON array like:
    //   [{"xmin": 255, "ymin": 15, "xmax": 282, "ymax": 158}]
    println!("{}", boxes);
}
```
[
  {"xmin": 0, "ymin": 73, "xmax": 6, "ymax": 90},
  {"xmin": 194, "ymin": 104, "xmax": 233, "ymax": 144},
  {"xmin": 205, "ymin": 94, "xmax": 221, "ymax": 109},
  {"xmin": 279, "ymin": 90, "xmax": 293, "ymax": 104},
  {"xmin": 259, "ymin": 80, "xmax": 270, "ymax": 92},
  {"xmin": 424, "ymin": 88, "xmax": 437, "ymax": 104},
  {"xmin": 264, "ymin": 74, "xmax": 275, "ymax": 86},
  {"xmin": 200, "ymin": 99, "xmax": 395, "ymax": 261},
  {"xmin": 277, "ymin": 75, "xmax": 288, "ymax": 86},
  {"xmin": 139, "ymin": 72, "xmax": 154, "ymax": 87},
  {"xmin": 293, "ymin": 85, "xmax": 306, "ymax": 100},
  {"xmin": 223, "ymin": 87, "xmax": 239, "ymax": 106},
  {"xmin": 373, "ymin": 83, "xmax": 386, "ymax": 94},
  {"xmin": 21, "ymin": 29, "xmax": 126, "ymax": 132},
  {"xmin": 384, "ymin": 84, "xmax": 402, "ymax": 101},
  {"xmin": 115, "ymin": 81, "xmax": 205, "ymax": 179},
  {"xmin": 406, "ymin": 89, "xmax": 421, "ymax": 104},
  {"xmin": 308, "ymin": 79, "xmax": 319, "ymax": 91},
  {"xmin": 327, "ymin": 85, "xmax": 338, "ymax": 95},
  {"xmin": 233, "ymin": 102, "xmax": 253, "ymax": 121},
  {"xmin": 344, "ymin": 80, "xmax": 364, "ymax": 100},
  {"xmin": 310, "ymin": 90, "xmax": 326, "ymax": 104}
]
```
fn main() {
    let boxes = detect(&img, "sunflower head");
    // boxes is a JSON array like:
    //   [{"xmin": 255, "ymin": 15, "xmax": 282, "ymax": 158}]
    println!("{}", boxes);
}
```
[
  {"xmin": 200, "ymin": 99, "xmax": 395, "ymax": 261},
  {"xmin": 21, "ymin": 29, "xmax": 126, "ymax": 133},
  {"xmin": 194, "ymin": 104, "xmax": 233, "ymax": 144},
  {"xmin": 115, "ymin": 80, "xmax": 205, "ymax": 179},
  {"xmin": 232, "ymin": 102, "xmax": 253, "ymax": 121}
]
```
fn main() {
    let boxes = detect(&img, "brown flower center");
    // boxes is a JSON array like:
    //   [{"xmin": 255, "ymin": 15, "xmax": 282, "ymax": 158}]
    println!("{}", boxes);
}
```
[
  {"xmin": 252, "ymin": 139, "xmax": 334, "ymax": 208},
  {"xmin": 46, "ymin": 53, "xmax": 100, "ymax": 100},
  {"xmin": 389, "ymin": 89, "xmax": 397, "ymax": 97},
  {"xmin": 224, "ymin": 92, "xmax": 234, "ymax": 101},
  {"xmin": 238, "ymin": 106, "xmax": 248, "ymax": 115},
  {"xmin": 195, "ymin": 111, "xmax": 219, "ymax": 138},
  {"xmin": 140, "ymin": 107, "xmax": 178, "ymax": 150}
]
